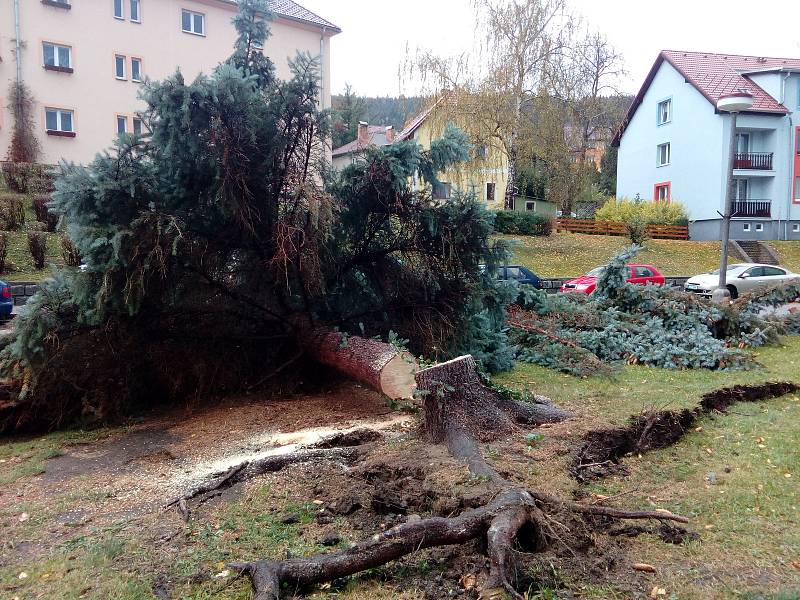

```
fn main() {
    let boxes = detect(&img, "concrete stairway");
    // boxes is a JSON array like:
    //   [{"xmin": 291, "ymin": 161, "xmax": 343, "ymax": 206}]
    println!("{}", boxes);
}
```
[{"xmin": 733, "ymin": 240, "xmax": 780, "ymax": 265}]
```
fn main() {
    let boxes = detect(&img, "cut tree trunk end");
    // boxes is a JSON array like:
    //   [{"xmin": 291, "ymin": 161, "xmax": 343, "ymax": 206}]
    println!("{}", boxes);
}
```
[{"xmin": 298, "ymin": 326, "xmax": 418, "ymax": 400}]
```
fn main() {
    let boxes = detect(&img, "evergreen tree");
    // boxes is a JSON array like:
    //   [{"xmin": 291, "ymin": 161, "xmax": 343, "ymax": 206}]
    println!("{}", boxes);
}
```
[
  {"xmin": 0, "ymin": 0, "xmax": 513, "ymax": 432},
  {"xmin": 331, "ymin": 84, "xmax": 366, "ymax": 148},
  {"xmin": 598, "ymin": 144, "xmax": 617, "ymax": 196}
]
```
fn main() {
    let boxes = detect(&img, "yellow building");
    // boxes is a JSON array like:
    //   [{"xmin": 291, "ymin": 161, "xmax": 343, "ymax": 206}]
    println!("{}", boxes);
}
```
[
  {"xmin": 396, "ymin": 99, "xmax": 509, "ymax": 210},
  {"xmin": 0, "ymin": 0, "xmax": 339, "ymax": 165}
]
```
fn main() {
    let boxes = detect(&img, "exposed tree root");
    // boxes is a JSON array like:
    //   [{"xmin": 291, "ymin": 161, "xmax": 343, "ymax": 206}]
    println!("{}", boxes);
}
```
[
  {"xmin": 574, "ymin": 381, "xmax": 798, "ymax": 481},
  {"xmin": 229, "ymin": 354, "xmax": 691, "ymax": 599},
  {"xmin": 167, "ymin": 447, "xmax": 363, "ymax": 519}
]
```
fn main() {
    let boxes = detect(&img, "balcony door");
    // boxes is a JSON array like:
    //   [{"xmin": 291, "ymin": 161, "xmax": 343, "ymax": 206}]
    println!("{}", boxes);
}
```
[
  {"xmin": 733, "ymin": 179, "xmax": 748, "ymax": 201},
  {"xmin": 735, "ymin": 132, "xmax": 750, "ymax": 154}
]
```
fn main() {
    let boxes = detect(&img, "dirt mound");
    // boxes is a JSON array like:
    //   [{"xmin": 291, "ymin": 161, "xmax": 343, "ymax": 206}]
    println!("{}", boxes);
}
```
[{"xmin": 573, "ymin": 381, "xmax": 797, "ymax": 482}]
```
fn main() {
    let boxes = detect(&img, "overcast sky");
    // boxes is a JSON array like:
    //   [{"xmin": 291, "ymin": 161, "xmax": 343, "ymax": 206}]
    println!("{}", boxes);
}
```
[{"xmin": 298, "ymin": 0, "xmax": 800, "ymax": 98}]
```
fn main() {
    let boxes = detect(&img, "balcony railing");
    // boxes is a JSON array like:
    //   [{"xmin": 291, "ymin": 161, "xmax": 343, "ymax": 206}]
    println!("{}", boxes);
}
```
[
  {"xmin": 732, "ymin": 199, "xmax": 771, "ymax": 218},
  {"xmin": 733, "ymin": 152, "xmax": 773, "ymax": 170}
]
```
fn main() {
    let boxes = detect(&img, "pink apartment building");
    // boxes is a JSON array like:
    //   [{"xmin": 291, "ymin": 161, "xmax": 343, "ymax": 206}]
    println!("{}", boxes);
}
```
[{"xmin": 0, "ymin": 0, "xmax": 339, "ymax": 164}]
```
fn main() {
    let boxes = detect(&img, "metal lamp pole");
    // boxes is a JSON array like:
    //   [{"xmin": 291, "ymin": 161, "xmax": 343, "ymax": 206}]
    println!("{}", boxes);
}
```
[{"xmin": 712, "ymin": 92, "xmax": 754, "ymax": 304}]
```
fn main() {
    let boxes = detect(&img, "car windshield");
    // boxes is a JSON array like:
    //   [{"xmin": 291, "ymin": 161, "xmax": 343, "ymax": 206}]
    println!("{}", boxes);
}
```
[
  {"xmin": 586, "ymin": 267, "xmax": 605, "ymax": 277},
  {"xmin": 709, "ymin": 265, "xmax": 748, "ymax": 275}
]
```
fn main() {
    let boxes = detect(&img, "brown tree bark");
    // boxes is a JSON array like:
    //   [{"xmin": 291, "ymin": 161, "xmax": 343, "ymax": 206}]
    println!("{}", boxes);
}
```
[{"xmin": 298, "ymin": 326, "xmax": 418, "ymax": 400}]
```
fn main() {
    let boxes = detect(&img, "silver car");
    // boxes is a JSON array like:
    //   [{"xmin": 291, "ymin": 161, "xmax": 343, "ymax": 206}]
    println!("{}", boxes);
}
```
[{"xmin": 684, "ymin": 263, "xmax": 799, "ymax": 299}]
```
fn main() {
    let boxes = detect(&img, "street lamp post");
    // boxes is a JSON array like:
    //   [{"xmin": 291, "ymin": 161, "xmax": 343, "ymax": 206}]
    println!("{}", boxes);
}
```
[{"xmin": 711, "ymin": 92, "xmax": 754, "ymax": 304}]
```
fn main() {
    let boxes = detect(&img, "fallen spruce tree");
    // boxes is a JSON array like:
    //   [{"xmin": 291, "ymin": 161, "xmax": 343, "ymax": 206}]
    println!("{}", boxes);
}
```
[
  {"xmin": 508, "ymin": 245, "xmax": 800, "ymax": 376},
  {"xmin": 0, "ymin": 0, "xmax": 516, "ymax": 433}
]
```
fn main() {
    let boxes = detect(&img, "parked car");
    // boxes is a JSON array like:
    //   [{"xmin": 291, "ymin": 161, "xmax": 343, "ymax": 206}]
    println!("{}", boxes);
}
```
[
  {"xmin": 684, "ymin": 263, "xmax": 799, "ymax": 299},
  {"xmin": 0, "ymin": 280, "xmax": 13, "ymax": 321},
  {"xmin": 560, "ymin": 264, "xmax": 665, "ymax": 294},
  {"xmin": 493, "ymin": 265, "xmax": 542, "ymax": 289}
]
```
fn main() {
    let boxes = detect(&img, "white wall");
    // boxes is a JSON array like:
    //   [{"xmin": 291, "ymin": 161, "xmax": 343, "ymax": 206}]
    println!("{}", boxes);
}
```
[{"xmin": 617, "ymin": 61, "xmax": 726, "ymax": 221}]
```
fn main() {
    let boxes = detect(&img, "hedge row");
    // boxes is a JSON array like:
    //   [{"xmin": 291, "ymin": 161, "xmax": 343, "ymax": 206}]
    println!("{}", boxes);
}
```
[{"xmin": 493, "ymin": 211, "xmax": 554, "ymax": 236}]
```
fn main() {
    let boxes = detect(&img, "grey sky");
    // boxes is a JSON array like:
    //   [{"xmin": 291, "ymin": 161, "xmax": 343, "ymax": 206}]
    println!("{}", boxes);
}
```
[{"xmin": 298, "ymin": 0, "xmax": 800, "ymax": 98}]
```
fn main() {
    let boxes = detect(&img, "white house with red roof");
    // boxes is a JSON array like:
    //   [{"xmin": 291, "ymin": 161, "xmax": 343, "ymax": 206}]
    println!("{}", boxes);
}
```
[
  {"xmin": 613, "ymin": 50, "xmax": 800, "ymax": 240},
  {"xmin": 331, "ymin": 122, "xmax": 395, "ymax": 170}
]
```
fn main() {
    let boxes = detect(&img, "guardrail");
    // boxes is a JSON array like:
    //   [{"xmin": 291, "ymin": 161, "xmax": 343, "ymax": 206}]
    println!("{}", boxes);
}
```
[{"xmin": 556, "ymin": 218, "xmax": 689, "ymax": 240}]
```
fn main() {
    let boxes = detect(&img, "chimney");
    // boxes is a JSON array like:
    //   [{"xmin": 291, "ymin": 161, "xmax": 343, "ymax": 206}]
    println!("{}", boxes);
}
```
[
  {"xmin": 385, "ymin": 126, "xmax": 395, "ymax": 143},
  {"xmin": 357, "ymin": 121, "xmax": 369, "ymax": 143}
]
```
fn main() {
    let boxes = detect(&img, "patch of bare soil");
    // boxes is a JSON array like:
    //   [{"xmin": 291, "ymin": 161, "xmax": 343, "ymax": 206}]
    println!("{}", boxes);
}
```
[{"xmin": 573, "ymin": 381, "xmax": 797, "ymax": 482}]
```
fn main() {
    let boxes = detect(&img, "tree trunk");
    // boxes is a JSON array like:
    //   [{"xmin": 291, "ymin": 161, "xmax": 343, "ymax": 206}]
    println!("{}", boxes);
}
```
[{"xmin": 298, "ymin": 326, "xmax": 418, "ymax": 400}]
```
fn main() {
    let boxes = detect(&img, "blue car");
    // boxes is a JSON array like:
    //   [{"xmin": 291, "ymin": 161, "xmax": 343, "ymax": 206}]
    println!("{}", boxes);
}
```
[
  {"xmin": 0, "ymin": 280, "xmax": 13, "ymax": 320},
  {"xmin": 496, "ymin": 265, "xmax": 541, "ymax": 289}
]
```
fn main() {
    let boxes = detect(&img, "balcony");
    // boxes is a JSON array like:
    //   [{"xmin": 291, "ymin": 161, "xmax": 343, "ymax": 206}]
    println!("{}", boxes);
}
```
[
  {"xmin": 732, "ymin": 200, "xmax": 771, "ymax": 218},
  {"xmin": 733, "ymin": 152, "xmax": 773, "ymax": 170}
]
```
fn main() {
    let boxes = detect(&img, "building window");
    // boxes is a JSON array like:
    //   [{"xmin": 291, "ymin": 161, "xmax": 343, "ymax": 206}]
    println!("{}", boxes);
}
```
[
  {"xmin": 131, "ymin": 57, "xmax": 143, "ymax": 82},
  {"xmin": 476, "ymin": 145, "xmax": 488, "ymax": 159},
  {"xmin": 657, "ymin": 142, "xmax": 670, "ymax": 166},
  {"xmin": 742, "ymin": 223, "xmax": 751, "ymax": 232},
  {"xmin": 525, "ymin": 201, "xmax": 535, "ymax": 211},
  {"xmin": 182, "ymin": 9, "xmax": 205, "ymax": 35},
  {"xmin": 657, "ymin": 98, "xmax": 671, "ymax": 125},
  {"xmin": 755, "ymin": 223, "xmax": 764, "ymax": 232},
  {"xmin": 42, "ymin": 0, "xmax": 72, "ymax": 9},
  {"xmin": 43, "ymin": 42, "xmax": 72, "ymax": 71},
  {"xmin": 114, "ymin": 0, "xmax": 124, "ymax": 19},
  {"xmin": 133, "ymin": 117, "xmax": 144, "ymax": 135},
  {"xmin": 116, "ymin": 115, "xmax": 128, "ymax": 134},
  {"xmin": 793, "ymin": 224, "xmax": 799, "ymax": 232},
  {"xmin": 115, "ymin": 54, "xmax": 126, "ymax": 79},
  {"xmin": 654, "ymin": 181, "xmax": 671, "ymax": 201},
  {"xmin": 432, "ymin": 182, "xmax": 451, "ymax": 200},
  {"xmin": 130, "ymin": 0, "xmax": 140, "ymax": 22},
  {"xmin": 486, "ymin": 182, "xmax": 495, "ymax": 203},
  {"xmin": 45, "ymin": 108, "xmax": 74, "ymax": 135}
]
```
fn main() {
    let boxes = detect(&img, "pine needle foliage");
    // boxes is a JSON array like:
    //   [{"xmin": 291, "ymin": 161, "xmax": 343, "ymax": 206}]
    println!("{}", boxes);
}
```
[
  {"xmin": 512, "ymin": 246, "xmax": 799, "ymax": 375},
  {"xmin": 0, "ymin": 0, "xmax": 515, "ymax": 432}
]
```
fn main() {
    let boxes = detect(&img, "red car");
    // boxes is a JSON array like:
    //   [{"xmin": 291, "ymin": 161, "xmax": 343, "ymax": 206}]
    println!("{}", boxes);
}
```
[{"xmin": 560, "ymin": 264, "xmax": 665, "ymax": 294}]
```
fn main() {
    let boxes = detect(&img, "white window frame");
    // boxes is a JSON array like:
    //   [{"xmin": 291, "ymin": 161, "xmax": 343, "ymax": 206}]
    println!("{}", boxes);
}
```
[
  {"xmin": 130, "ymin": 0, "xmax": 141, "ymax": 22},
  {"xmin": 43, "ymin": 42, "xmax": 72, "ymax": 69},
  {"xmin": 45, "ymin": 108, "xmax": 74, "ymax": 133},
  {"xmin": 116, "ymin": 115, "xmax": 128, "ymax": 134},
  {"xmin": 115, "ymin": 54, "xmax": 127, "ymax": 80},
  {"xmin": 742, "ymin": 223, "xmax": 751, "ymax": 232},
  {"xmin": 525, "ymin": 200, "xmax": 536, "ymax": 211},
  {"xmin": 755, "ymin": 223, "xmax": 764, "ymax": 232},
  {"xmin": 655, "ymin": 183, "xmax": 670, "ymax": 201},
  {"xmin": 793, "ymin": 223, "xmax": 800, "ymax": 232},
  {"xmin": 114, "ymin": 0, "xmax": 124, "ymax": 19},
  {"xmin": 181, "ymin": 9, "xmax": 205, "ymax": 36},
  {"xmin": 131, "ymin": 57, "xmax": 143, "ymax": 82},
  {"xmin": 432, "ymin": 182, "xmax": 451, "ymax": 200},
  {"xmin": 132, "ymin": 117, "xmax": 144, "ymax": 135},
  {"xmin": 657, "ymin": 142, "xmax": 670, "ymax": 167},
  {"xmin": 657, "ymin": 98, "xmax": 672, "ymax": 125}
]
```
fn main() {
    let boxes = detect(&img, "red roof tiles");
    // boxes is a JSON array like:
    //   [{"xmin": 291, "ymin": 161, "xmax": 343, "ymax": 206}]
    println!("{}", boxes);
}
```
[{"xmin": 613, "ymin": 50, "xmax": 800, "ymax": 146}]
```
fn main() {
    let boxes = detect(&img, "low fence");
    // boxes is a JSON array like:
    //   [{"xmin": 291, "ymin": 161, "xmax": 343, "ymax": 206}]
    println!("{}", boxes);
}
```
[
  {"xmin": 8, "ymin": 282, "xmax": 39, "ymax": 306},
  {"xmin": 556, "ymin": 218, "xmax": 689, "ymax": 240}
]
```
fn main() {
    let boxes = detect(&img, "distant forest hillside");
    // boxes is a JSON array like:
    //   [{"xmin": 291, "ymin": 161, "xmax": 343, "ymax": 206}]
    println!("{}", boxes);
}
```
[{"xmin": 331, "ymin": 94, "xmax": 424, "ymax": 132}]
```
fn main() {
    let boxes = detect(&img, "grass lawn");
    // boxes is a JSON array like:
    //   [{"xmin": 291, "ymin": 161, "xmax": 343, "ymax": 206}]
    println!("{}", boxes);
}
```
[
  {"xmin": 3, "ymin": 340, "xmax": 798, "ymax": 599},
  {"xmin": 495, "ymin": 337, "xmax": 800, "ymax": 598},
  {"xmin": 768, "ymin": 241, "xmax": 800, "ymax": 273},
  {"xmin": 499, "ymin": 232, "xmax": 726, "ymax": 278},
  {"xmin": 0, "ymin": 188, "xmax": 60, "ymax": 282}
]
